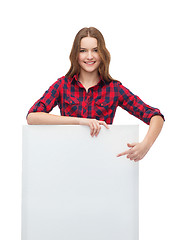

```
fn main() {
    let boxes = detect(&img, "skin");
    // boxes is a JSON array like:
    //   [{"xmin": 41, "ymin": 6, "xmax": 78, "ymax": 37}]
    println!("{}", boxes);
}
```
[
  {"xmin": 116, "ymin": 115, "xmax": 164, "ymax": 161},
  {"xmin": 77, "ymin": 37, "xmax": 101, "ymax": 90},
  {"xmin": 78, "ymin": 37, "xmax": 101, "ymax": 78},
  {"xmin": 27, "ymin": 36, "xmax": 164, "ymax": 161}
]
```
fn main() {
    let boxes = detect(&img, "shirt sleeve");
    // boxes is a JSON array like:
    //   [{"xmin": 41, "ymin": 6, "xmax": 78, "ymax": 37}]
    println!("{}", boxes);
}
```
[
  {"xmin": 117, "ymin": 81, "xmax": 165, "ymax": 125},
  {"xmin": 27, "ymin": 80, "xmax": 61, "ymax": 116}
]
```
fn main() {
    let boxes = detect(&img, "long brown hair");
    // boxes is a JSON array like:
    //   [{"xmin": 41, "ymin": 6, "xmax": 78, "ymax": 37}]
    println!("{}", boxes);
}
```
[{"xmin": 65, "ymin": 27, "xmax": 116, "ymax": 82}]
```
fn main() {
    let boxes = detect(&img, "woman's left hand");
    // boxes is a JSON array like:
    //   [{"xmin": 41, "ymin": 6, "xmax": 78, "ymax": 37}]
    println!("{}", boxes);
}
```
[{"xmin": 116, "ymin": 141, "xmax": 150, "ymax": 161}]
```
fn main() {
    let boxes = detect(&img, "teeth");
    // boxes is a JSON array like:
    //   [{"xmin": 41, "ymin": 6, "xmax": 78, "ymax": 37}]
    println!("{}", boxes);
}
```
[{"xmin": 85, "ymin": 62, "xmax": 95, "ymax": 64}]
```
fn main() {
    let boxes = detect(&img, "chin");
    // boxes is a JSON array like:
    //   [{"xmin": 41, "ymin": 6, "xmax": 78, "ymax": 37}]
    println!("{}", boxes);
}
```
[{"xmin": 83, "ymin": 68, "xmax": 98, "ymax": 74}]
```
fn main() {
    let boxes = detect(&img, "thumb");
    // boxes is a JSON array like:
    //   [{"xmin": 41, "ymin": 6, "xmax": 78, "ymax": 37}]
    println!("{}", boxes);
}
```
[{"xmin": 127, "ymin": 142, "xmax": 136, "ymax": 148}]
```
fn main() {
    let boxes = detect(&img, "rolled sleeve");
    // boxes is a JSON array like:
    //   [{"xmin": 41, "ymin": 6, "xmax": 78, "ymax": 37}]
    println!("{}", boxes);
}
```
[
  {"xmin": 27, "ymin": 80, "xmax": 61, "ymax": 116},
  {"xmin": 117, "ymin": 82, "xmax": 165, "ymax": 125}
]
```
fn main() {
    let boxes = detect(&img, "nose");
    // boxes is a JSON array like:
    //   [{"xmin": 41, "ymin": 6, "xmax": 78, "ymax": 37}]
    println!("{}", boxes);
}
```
[{"xmin": 87, "ymin": 50, "xmax": 93, "ymax": 59}]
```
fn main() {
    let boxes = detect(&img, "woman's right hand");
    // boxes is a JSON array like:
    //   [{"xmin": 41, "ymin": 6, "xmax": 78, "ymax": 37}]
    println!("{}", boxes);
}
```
[{"xmin": 78, "ymin": 118, "xmax": 110, "ymax": 137}]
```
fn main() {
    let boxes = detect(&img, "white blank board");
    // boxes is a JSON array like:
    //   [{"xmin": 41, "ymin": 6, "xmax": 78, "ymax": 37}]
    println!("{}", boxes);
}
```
[{"xmin": 22, "ymin": 125, "xmax": 139, "ymax": 240}]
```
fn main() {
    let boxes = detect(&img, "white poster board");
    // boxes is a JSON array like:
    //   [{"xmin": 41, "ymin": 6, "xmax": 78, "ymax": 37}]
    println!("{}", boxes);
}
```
[{"xmin": 22, "ymin": 125, "xmax": 139, "ymax": 240}]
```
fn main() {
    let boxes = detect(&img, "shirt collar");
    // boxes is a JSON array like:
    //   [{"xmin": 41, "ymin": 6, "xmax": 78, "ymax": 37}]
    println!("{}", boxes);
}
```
[{"xmin": 69, "ymin": 73, "xmax": 106, "ymax": 85}]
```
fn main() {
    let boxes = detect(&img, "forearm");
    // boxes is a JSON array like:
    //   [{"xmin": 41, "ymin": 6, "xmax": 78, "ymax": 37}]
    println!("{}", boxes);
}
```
[
  {"xmin": 143, "ymin": 115, "xmax": 164, "ymax": 147},
  {"xmin": 27, "ymin": 112, "xmax": 81, "ymax": 125}
]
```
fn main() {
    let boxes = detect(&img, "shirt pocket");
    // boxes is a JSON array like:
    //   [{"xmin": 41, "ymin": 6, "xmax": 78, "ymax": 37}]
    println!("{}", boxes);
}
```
[
  {"xmin": 64, "ymin": 95, "xmax": 80, "ymax": 116},
  {"xmin": 94, "ymin": 98, "xmax": 112, "ymax": 117}
]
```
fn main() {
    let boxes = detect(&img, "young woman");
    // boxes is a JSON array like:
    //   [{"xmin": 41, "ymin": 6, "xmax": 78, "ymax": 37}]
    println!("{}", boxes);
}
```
[{"xmin": 27, "ymin": 27, "xmax": 164, "ymax": 161}]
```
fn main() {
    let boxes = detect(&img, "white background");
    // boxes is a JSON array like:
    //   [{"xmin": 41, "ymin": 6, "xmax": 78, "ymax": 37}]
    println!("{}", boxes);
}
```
[{"xmin": 0, "ymin": 0, "xmax": 181, "ymax": 239}]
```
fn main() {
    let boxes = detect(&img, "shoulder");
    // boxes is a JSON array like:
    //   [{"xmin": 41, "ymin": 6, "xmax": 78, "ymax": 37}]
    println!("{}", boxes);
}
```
[
  {"xmin": 108, "ymin": 80, "xmax": 132, "ymax": 96},
  {"xmin": 45, "ymin": 76, "xmax": 68, "ymax": 93},
  {"xmin": 112, "ymin": 79, "xmax": 122, "ymax": 85},
  {"xmin": 57, "ymin": 75, "xmax": 68, "ymax": 83},
  {"xmin": 106, "ymin": 79, "xmax": 123, "ymax": 88},
  {"xmin": 53, "ymin": 75, "xmax": 70, "ymax": 87}
]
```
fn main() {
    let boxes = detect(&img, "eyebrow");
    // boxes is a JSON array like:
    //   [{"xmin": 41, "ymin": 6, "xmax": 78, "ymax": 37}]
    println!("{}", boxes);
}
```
[{"xmin": 80, "ymin": 47, "xmax": 98, "ymax": 49}]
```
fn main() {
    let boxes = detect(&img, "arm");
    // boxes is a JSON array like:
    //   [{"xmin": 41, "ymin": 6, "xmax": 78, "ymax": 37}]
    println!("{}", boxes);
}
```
[
  {"xmin": 26, "ymin": 78, "xmax": 81, "ymax": 125},
  {"xmin": 143, "ymin": 115, "xmax": 164, "ymax": 148},
  {"xmin": 27, "ymin": 112, "xmax": 110, "ymax": 136},
  {"xmin": 117, "ymin": 115, "xmax": 164, "ymax": 161},
  {"xmin": 27, "ymin": 112, "xmax": 81, "ymax": 125},
  {"xmin": 117, "ymin": 82, "xmax": 165, "ymax": 161}
]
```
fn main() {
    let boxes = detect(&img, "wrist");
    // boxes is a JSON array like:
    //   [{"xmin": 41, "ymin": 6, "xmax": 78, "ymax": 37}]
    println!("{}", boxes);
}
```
[{"xmin": 142, "ymin": 137, "xmax": 153, "ymax": 149}]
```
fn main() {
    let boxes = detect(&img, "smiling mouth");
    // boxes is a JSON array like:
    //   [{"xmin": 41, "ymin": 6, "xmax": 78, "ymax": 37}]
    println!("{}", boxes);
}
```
[{"xmin": 84, "ymin": 61, "xmax": 96, "ymax": 65}]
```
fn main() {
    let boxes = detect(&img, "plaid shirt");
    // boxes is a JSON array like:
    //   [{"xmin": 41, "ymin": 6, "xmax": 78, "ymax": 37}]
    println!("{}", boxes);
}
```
[{"xmin": 27, "ymin": 74, "xmax": 164, "ymax": 125}]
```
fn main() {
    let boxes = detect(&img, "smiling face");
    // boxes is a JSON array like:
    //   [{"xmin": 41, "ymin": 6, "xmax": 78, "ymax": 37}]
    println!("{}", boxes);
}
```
[{"xmin": 78, "ymin": 37, "xmax": 101, "ymax": 74}]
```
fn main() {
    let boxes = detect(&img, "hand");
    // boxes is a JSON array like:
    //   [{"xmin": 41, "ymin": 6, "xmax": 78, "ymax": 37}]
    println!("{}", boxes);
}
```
[
  {"xmin": 78, "ymin": 118, "xmax": 110, "ymax": 137},
  {"xmin": 116, "ymin": 141, "xmax": 150, "ymax": 161}
]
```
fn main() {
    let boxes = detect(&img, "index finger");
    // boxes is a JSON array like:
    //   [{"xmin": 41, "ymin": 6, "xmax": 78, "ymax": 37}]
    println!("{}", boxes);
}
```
[
  {"xmin": 98, "ymin": 121, "xmax": 110, "ymax": 129},
  {"xmin": 116, "ymin": 149, "xmax": 130, "ymax": 157}
]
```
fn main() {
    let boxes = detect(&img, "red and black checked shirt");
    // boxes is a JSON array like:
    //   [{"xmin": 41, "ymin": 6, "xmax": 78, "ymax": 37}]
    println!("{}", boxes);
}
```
[{"xmin": 27, "ymin": 74, "xmax": 164, "ymax": 125}]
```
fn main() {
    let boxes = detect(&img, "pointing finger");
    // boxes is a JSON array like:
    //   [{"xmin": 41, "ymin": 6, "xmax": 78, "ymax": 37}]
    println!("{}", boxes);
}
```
[{"xmin": 116, "ymin": 150, "xmax": 130, "ymax": 157}]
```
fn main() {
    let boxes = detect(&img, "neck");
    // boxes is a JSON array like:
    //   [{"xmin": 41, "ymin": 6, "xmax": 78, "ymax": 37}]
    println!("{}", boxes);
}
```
[{"xmin": 78, "ymin": 70, "xmax": 100, "ymax": 85}]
